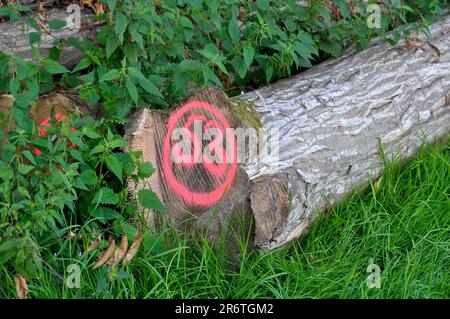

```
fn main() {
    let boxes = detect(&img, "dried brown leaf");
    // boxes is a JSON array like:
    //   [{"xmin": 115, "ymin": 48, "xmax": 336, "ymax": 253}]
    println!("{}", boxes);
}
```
[
  {"xmin": 93, "ymin": 237, "xmax": 115, "ymax": 269},
  {"xmin": 122, "ymin": 231, "xmax": 142, "ymax": 265},
  {"xmin": 14, "ymin": 274, "xmax": 29, "ymax": 299},
  {"xmin": 94, "ymin": 2, "xmax": 106, "ymax": 15},
  {"xmin": 107, "ymin": 235, "xmax": 129, "ymax": 268},
  {"xmin": 80, "ymin": 0, "xmax": 93, "ymax": 9},
  {"xmin": 84, "ymin": 237, "xmax": 101, "ymax": 254},
  {"xmin": 34, "ymin": 16, "xmax": 49, "ymax": 34},
  {"xmin": 38, "ymin": 0, "xmax": 46, "ymax": 19}
]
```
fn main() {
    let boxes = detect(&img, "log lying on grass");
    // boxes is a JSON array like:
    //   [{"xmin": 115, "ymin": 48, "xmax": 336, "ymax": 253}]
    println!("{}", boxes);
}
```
[
  {"xmin": 129, "ymin": 14, "xmax": 450, "ymax": 251},
  {"xmin": 125, "ymin": 91, "xmax": 254, "ymax": 250},
  {"xmin": 0, "ymin": 7, "xmax": 99, "ymax": 68}
]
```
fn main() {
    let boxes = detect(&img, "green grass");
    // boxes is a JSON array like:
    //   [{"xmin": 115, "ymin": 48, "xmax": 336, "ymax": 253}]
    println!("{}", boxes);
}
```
[{"xmin": 1, "ymin": 139, "xmax": 449, "ymax": 299}]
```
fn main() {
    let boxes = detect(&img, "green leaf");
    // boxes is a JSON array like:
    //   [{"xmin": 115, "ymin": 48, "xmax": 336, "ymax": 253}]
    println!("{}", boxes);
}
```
[
  {"xmin": 180, "ymin": 16, "xmax": 194, "ymax": 29},
  {"xmin": 90, "ymin": 144, "xmax": 106, "ymax": 155},
  {"xmin": 126, "ymin": 80, "xmax": 138, "ymax": 104},
  {"xmin": 319, "ymin": 40, "xmax": 342, "ymax": 57},
  {"xmin": 70, "ymin": 150, "xmax": 84, "ymax": 163},
  {"xmin": 105, "ymin": 154, "xmax": 123, "ymax": 181},
  {"xmin": 128, "ymin": 67, "xmax": 146, "ymax": 81},
  {"xmin": 22, "ymin": 151, "xmax": 36, "ymax": 165},
  {"xmin": 68, "ymin": 131, "xmax": 83, "ymax": 147},
  {"xmin": 106, "ymin": 33, "xmax": 120, "ymax": 58},
  {"xmin": 143, "ymin": 233, "xmax": 167, "ymax": 253},
  {"xmin": 0, "ymin": 239, "xmax": 22, "ymax": 265},
  {"xmin": 73, "ymin": 58, "xmax": 92, "ymax": 72},
  {"xmin": 92, "ymin": 187, "xmax": 119, "ymax": 205},
  {"xmin": 49, "ymin": 46, "xmax": 60, "ymax": 61},
  {"xmin": 84, "ymin": 128, "xmax": 101, "ymax": 139},
  {"xmin": 29, "ymin": 32, "xmax": 40, "ymax": 45},
  {"xmin": 48, "ymin": 19, "xmax": 67, "ymax": 30},
  {"xmin": 104, "ymin": 0, "xmax": 117, "ymax": 12},
  {"xmin": 18, "ymin": 164, "xmax": 34, "ymax": 175},
  {"xmin": 109, "ymin": 138, "xmax": 128, "ymax": 149},
  {"xmin": 0, "ymin": 162, "xmax": 13, "ymax": 181},
  {"xmin": 15, "ymin": 4, "xmax": 31, "ymax": 12},
  {"xmin": 232, "ymin": 56, "xmax": 247, "ymax": 79},
  {"xmin": 298, "ymin": 31, "xmax": 315, "ymax": 45},
  {"xmin": 124, "ymin": 43, "xmax": 138, "ymax": 65},
  {"xmin": 80, "ymin": 169, "xmax": 98, "ymax": 186},
  {"xmin": 129, "ymin": 24, "xmax": 144, "ymax": 50},
  {"xmin": 51, "ymin": 171, "xmax": 68, "ymax": 186},
  {"xmin": 179, "ymin": 60, "xmax": 204, "ymax": 71},
  {"xmin": 256, "ymin": 0, "xmax": 270, "ymax": 10},
  {"xmin": 114, "ymin": 12, "xmax": 128, "ymax": 44},
  {"xmin": 9, "ymin": 78, "xmax": 20, "ymax": 95},
  {"xmin": 265, "ymin": 64, "xmax": 274, "ymax": 83},
  {"xmin": 228, "ymin": 17, "xmax": 241, "ymax": 44},
  {"xmin": 228, "ymin": 5, "xmax": 241, "ymax": 42},
  {"xmin": 90, "ymin": 206, "xmax": 120, "ymax": 223},
  {"xmin": 198, "ymin": 44, "xmax": 228, "ymax": 75},
  {"xmin": 335, "ymin": 0, "xmax": 350, "ymax": 19},
  {"xmin": 74, "ymin": 178, "xmax": 89, "ymax": 191},
  {"xmin": 293, "ymin": 42, "xmax": 313, "ymax": 60},
  {"xmin": 243, "ymin": 45, "xmax": 255, "ymax": 69},
  {"xmin": 138, "ymin": 189, "xmax": 166, "ymax": 213},
  {"xmin": 42, "ymin": 59, "xmax": 69, "ymax": 74},
  {"xmin": 201, "ymin": 66, "xmax": 222, "ymax": 87},
  {"xmin": 114, "ymin": 221, "xmax": 137, "ymax": 241},
  {"xmin": 138, "ymin": 162, "xmax": 155, "ymax": 179},
  {"xmin": 100, "ymin": 69, "xmax": 120, "ymax": 81},
  {"xmin": 139, "ymin": 78, "xmax": 163, "ymax": 98}
]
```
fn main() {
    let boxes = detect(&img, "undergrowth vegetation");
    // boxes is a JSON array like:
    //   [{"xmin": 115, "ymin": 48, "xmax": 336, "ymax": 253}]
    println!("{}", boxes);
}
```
[
  {"xmin": 1, "ymin": 137, "xmax": 449, "ymax": 298},
  {"xmin": 0, "ymin": 0, "xmax": 448, "ymax": 298}
]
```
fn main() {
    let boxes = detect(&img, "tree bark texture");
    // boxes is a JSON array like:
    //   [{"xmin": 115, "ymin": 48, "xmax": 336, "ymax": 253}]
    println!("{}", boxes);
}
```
[
  {"xmin": 0, "ymin": 7, "xmax": 99, "ymax": 68},
  {"xmin": 237, "ymin": 14, "xmax": 450, "ymax": 250}
]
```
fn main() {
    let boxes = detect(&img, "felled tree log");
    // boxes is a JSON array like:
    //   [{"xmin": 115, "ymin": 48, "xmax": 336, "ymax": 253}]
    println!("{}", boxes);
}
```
[
  {"xmin": 0, "ymin": 7, "xmax": 99, "ymax": 68},
  {"xmin": 238, "ymin": 15, "xmax": 450, "ymax": 250},
  {"xmin": 125, "ymin": 91, "xmax": 254, "ymax": 250},
  {"xmin": 127, "ymin": 14, "xmax": 450, "ymax": 251}
]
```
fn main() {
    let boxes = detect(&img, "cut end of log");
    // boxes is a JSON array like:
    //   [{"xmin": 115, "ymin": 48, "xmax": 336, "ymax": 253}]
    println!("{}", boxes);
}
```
[
  {"xmin": 1, "ymin": 92, "xmax": 84, "ymax": 127},
  {"xmin": 125, "ymin": 88, "xmax": 255, "ymax": 250}
]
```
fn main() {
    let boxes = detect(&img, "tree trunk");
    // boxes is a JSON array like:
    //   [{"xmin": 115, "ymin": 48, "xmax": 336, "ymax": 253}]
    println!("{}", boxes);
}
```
[
  {"xmin": 128, "ymin": 14, "xmax": 450, "ymax": 251},
  {"xmin": 125, "ymin": 90, "xmax": 254, "ymax": 251},
  {"xmin": 0, "ymin": 7, "xmax": 99, "ymax": 68},
  {"xmin": 238, "ymin": 14, "xmax": 450, "ymax": 250}
]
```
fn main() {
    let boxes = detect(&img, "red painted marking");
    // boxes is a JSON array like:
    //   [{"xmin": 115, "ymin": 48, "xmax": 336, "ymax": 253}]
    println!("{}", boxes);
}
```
[
  {"xmin": 162, "ymin": 101, "xmax": 237, "ymax": 207},
  {"xmin": 31, "ymin": 114, "xmax": 76, "ymax": 156}
]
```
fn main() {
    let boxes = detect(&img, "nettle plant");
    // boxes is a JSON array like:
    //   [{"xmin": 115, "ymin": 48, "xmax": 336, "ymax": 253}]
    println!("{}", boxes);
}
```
[
  {"xmin": 0, "ymin": 112, "xmax": 166, "ymax": 278},
  {"xmin": 68, "ymin": 0, "xmax": 448, "ymax": 117},
  {"xmin": 0, "ymin": 50, "xmax": 165, "ymax": 279}
]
